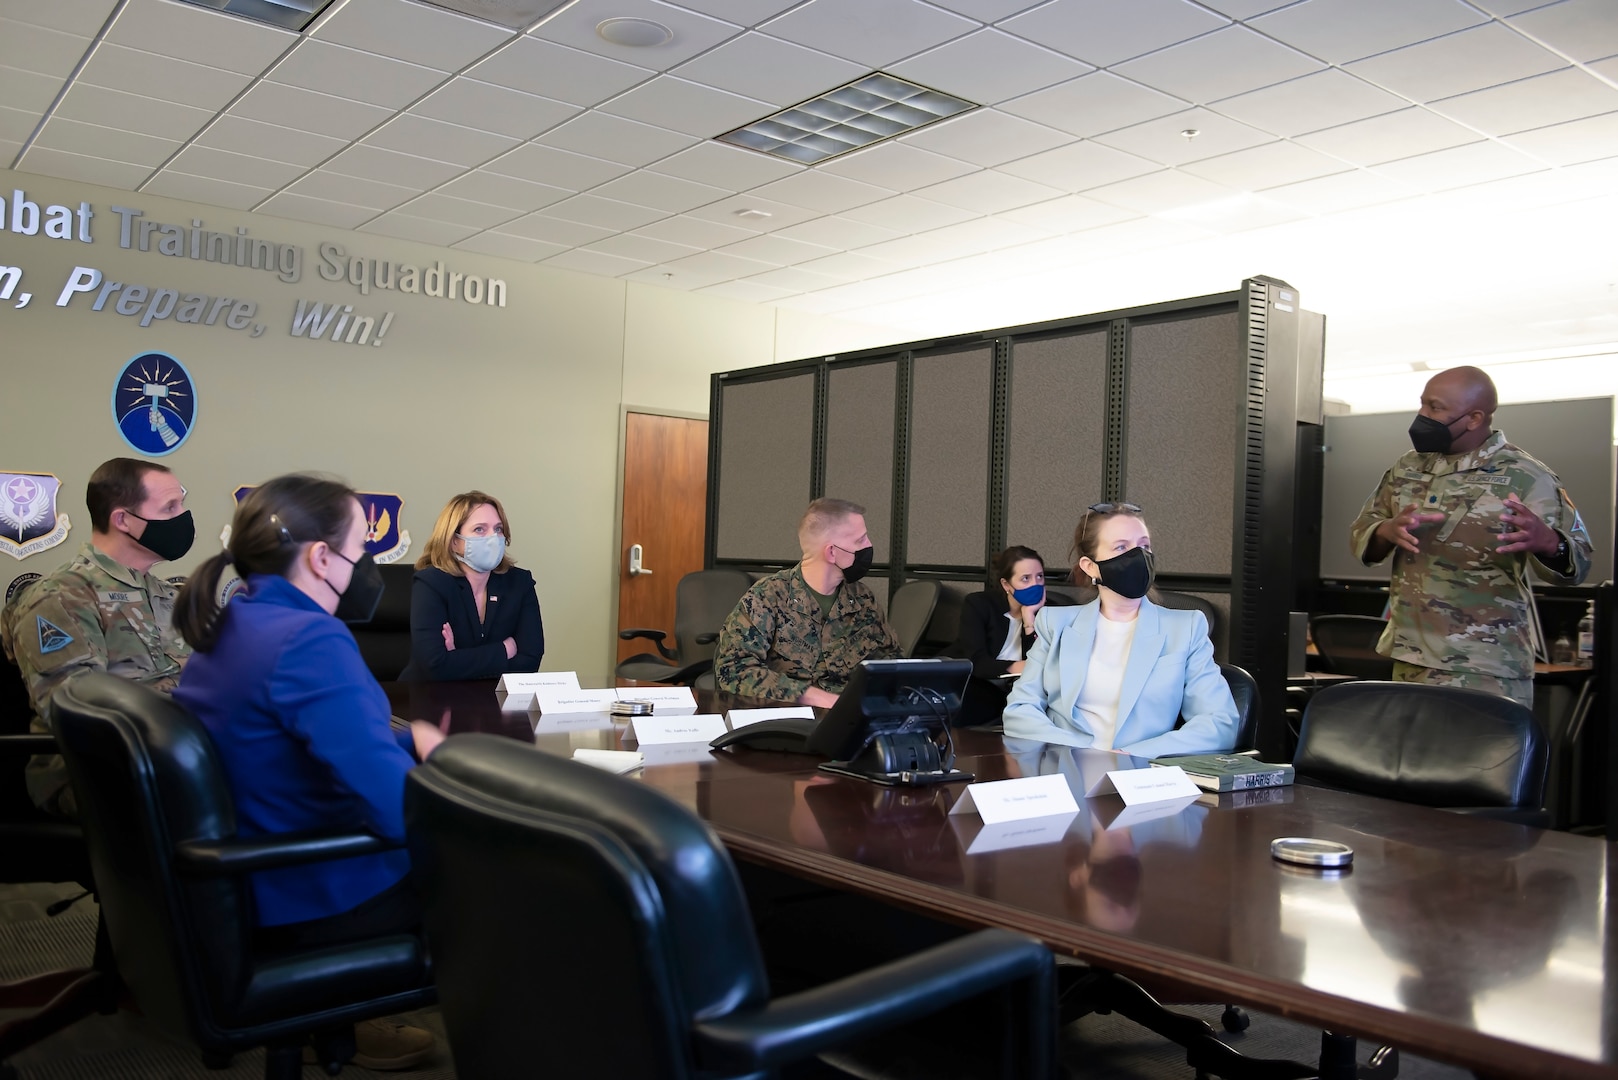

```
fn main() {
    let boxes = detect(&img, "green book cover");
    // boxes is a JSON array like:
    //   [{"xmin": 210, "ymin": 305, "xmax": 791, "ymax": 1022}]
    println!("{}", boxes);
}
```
[{"xmin": 1151, "ymin": 754, "xmax": 1295, "ymax": 792}]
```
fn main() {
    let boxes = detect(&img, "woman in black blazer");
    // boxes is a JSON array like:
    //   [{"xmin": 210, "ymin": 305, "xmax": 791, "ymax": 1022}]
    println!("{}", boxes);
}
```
[
  {"xmin": 948, "ymin": 545, "xmax": 1073, "ymax": 726},
  {"xmin": 400, "ymin": 491, "xmax": 544, "ymax": 681}
]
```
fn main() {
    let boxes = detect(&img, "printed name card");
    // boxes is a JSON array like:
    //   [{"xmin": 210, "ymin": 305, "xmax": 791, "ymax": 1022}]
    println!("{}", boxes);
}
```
[
  {"xmin": 532, "ymin": 689, "xmax": 619, "ymax": 715},
  {"xmin": 531, "ymin": 712, "xmax": 616, "ymax": 734},
  {"xmin": 616, "ymin": 686, "xmax": 697, "ymax": 712},
  {"xmin": 948, "ymin": 774, "xmax": 1080, "ymax": 826},
  {"xmin": 728, "ymin": 706, "xmax": 815, "ymax": 728},
  {"xmin": 498, "ymin": 671, "xmax": 581, "ymax": 694},
  {"xmin": 1085, "ymin": 765, "xmax": 1202, "ymax": 805},
  {"xmin": 629, "ymin": 714, "xmax": 728, "ymax": 745}
]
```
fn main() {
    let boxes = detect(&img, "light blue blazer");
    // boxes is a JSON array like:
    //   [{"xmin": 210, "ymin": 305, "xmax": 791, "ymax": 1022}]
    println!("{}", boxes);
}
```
[{"xmin": 1002, "ymin": 597, "xmax": 1238, "ymax": 758}]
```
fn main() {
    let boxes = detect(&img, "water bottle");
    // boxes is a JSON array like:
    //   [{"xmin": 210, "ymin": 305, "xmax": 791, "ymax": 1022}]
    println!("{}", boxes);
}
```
[
  {"xmin": 1550, "ymin": 632, "xmax": 1574, "ymax": 665},
  {"xmin": 1577, "ymin": 602, "xmax": 1595, "ymax": 667}
]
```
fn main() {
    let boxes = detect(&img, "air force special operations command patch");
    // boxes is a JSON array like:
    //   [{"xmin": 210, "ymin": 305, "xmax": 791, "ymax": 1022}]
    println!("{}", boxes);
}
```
[{"xmin": 0, "ymin": 472, "xmax": 72, "ymax": 561}]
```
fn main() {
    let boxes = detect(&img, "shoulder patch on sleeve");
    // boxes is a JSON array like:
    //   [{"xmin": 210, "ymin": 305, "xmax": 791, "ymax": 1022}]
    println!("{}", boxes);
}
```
[{"xmin": 37, "ymin": 616, "xmax": 73, "ymax": 654}]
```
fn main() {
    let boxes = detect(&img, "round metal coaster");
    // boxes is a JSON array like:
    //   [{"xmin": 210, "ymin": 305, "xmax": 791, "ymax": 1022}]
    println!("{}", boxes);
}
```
[
  {"xmin": 611, "ymin": 700, "xmax": 655, "ymax": 718},
  {"xmin": 1270, "ymin": 837, "xmax": 1353, "ymax": 868}
]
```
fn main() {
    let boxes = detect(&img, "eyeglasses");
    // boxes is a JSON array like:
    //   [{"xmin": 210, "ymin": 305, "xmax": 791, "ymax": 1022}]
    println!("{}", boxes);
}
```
[{"xmin": 1087, "ymin": 501, "xmax": 1143, "ymax": 514}]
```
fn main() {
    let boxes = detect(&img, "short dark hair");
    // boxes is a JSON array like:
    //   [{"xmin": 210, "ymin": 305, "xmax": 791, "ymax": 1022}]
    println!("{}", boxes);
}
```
[
  {"xmin": 87, "ymin": 458, "xmax": 170, "ymax": 532},
  {"xmin": 992, "ymin": 545, "xmax": 1044, "ymax": 584}
]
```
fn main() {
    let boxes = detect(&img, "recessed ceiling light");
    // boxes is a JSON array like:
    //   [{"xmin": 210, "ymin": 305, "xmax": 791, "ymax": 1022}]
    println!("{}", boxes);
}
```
[
  {"xmin": 596, "ymin": 17, "xmax": 673, "ymax": 47},
  {"xmin": 171, "ymin": 0, "xmax": 337, "ymax": 30},
  {"xmin": 717, "ymin": 72, "xmax": 977, "ymax": 166},
  {"xmin": 733, "ymin": 209, "xmax": 773, "ymax": 220},
  {"xmin": 1180, "ymin": 128, "xmax": 1201, "ymax": 139}
]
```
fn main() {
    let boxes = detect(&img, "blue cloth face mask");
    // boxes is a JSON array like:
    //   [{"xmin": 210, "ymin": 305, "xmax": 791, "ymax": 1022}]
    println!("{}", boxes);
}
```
[
  {"xmin": 1011, "ymin": 583, "xmax": 1044, "ymax": 607},
  {"xmin": 456, "ymin": 533, "xmax": 506, "ymax": 574}
]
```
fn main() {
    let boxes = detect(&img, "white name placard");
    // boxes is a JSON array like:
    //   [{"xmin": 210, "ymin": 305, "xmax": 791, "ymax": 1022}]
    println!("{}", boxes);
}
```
[
  {"xmin": 948, "ymin": 774, "xmax": 1080, "ymax": 826},
  {"xmin": 1085, "ymin": 765, "xmax": 1202, "ymax": 804},
  {"xmin": 533, "ymin": 689, "xmax": 619, "ymax": 715},
  {"xmin": 728, "ymin": 706, "xmax": 815, "ymax": 728},
  {"xmin": 1103, "ymin": 795, "xmax": 1202, "ymax": 830},
  {"xmin": 629, "ymin": 714, "xmax": 728, "ymax": 745},
  {"xmin": 953, "ymin": 812, "xmax": 1080, "ymax": 854},
  {"xmin": 531, "ymin": 712, "xmax": 617, "ymax": 734},
  {"xmin": 498, "ymin": 671, "xmax": 581, "ymax": 694},
  {"xmin": 616, "ymin": 686, "xmax": 697, "ymax": 712}
]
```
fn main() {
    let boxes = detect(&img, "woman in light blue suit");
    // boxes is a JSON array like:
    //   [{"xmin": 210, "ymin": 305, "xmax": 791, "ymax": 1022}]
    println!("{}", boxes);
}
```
[{"xmin": 1003, "ymin": 503, "xmax": 1237, "ymax": 757}]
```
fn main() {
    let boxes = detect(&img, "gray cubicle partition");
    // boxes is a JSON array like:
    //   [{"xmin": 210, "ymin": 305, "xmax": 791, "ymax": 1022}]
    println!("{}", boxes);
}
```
[{"xmin": 707, "ymin": 276, "xmax": 1324, "ymax": 758}]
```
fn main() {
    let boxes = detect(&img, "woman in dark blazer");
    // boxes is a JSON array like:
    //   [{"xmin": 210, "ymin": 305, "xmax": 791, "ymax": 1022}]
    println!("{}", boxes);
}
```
[
  {"xmin": 948, "ymin": 545, "xmax": 1074, "ymax": 727},
  {"xmin": 400, "ymin": 490, "xmax": 544, "ymax": 681}
]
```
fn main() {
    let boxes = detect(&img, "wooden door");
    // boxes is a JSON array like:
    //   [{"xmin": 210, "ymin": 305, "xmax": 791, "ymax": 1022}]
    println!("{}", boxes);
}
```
[{"xmin": 617, "ymin": 412, "xmax": 709, "ymax": 669}]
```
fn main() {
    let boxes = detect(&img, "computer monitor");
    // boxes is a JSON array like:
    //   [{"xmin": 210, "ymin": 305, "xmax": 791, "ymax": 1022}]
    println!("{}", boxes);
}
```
[{"xmin": 809, "ymin": 658, "xmax": 974, "ymax": 786}]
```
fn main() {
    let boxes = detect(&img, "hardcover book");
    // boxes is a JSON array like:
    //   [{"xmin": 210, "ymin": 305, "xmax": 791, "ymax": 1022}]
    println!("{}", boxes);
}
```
[{"xmin": 1151, "ymin": 754, "xmax": 1294, "ymax": 792}]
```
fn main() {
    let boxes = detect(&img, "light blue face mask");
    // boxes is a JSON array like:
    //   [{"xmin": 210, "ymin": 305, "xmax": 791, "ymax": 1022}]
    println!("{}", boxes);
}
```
[{"xmin": 456, "ymin": 532, "xmax": 506, "ymax": 574}]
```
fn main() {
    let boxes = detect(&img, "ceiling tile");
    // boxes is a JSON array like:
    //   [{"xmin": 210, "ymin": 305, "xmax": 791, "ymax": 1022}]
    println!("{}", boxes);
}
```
[
  {"xmin": 499, "ymin": 213, "xmax": 616, "ymax": 245},
  {"xmin": 325, "ymin": 143, "xmax": 466, "ymax": 188},
  {"xmin": 1249, "ymin": 0, "xmax": 1487, "ymax": 65},
  {"xmin": 164, "ymin": 144, "xmax": 305, "ymax": 188},
  {"xmin": 913, "ymin": 170, "xmax": 1065, "ymax": 213},
  {"xmin": 466, "ymin": 37, "xmax": 652, "ymax": 106},
  {"xmin": 748, "ymin": 171, "xmax": 895, "ymax": 212},
  {"xmin": 107, "ymin": 0, "xmax": 295, "ymax": 75},
  {"xmin": 634, "ymin": 214, "xmax": 757, "ymax": 247},
  {"xmin": 16, "ymin": 146, "xmax": 151, "ymax": 188},
  {"xmin": 1116, "ymin": 26, "xmax": 1323, "ymax": 104},
  {"xmin": 998, "ymin": 193, "xmax": 1140, "ymax": 232},
  {"xmin": 1503, "ymin": 110, "xmax": 1618, "ymax": 166},
  {"xmin": 1, "ymin": 64, "xmax": 67, "ymax": 112},
  {"xmin": 310, "ymin": 0, "xmax": 513, "ymax": 71},
  {"xmin": 544, "ymin": 248, "xmax": 654, "ymax": 276},
  {"xmin": 591, "ymin": 170, "xmax": 732, "ymax": 211},
  {"xmin": 366, "ymin": 114, "xmax": 518, "ymax": 166},
  {"xmin": 1179, "ymin": 140, "xmax": 1352, "ymax": 189},
  {"xmin": 600, "ymin": 76, "xmax": 771, "ymax": 138},
  {"xmin": 771, "ymin": 214, "xmax": 904, "ymax": 248},
  {"xmin": 0, "ymin": 104, "xmax": 34, "ymax": 142},
  {"xmin": 998, "ymin": 140, "xmax": 1164, "ymax": 191},
  {"xmin": 0, "ymin": 18, "xmax": 91, "ymax": 80},
  {"xmin": 658, "ymin": 249, "xmax": 779, "ymax": 286},
  {"xmin": 1259, "ymin": 168, "xmax": 1419, "ymax": 212},
  {"xmin": 544, "ymin": 193, "xmax": 667, "ymax": 229},
  {"xmin": 648, "ymin": 141, "xmax": 802, "ymax": 187},
  {"xmin": 901, "ymin": 109, "xmax": 1072, "ymax": 167},
  {"xmin": 230, "ymin": 82, "xmax": 393, "ymax": 141},
  {"xmin": 1193, "ymin": 0, "xmax": 1296, "ymax": 15},
  {"xmin": 761, "ymin": 0, "xmax": 978, "ymax": 69},
  {"xmin": 33, "ymin": 116, "xmax": 177, "ymax": 166},
  {"xmin": 482, "ymin": 143, "xmax": 633, "ymax": 189},
  {"xmin": 819, "ymin": 142, "xmax": 978, "ymax": 188},
  {"xmin": 0, "ymin": 0, "xmax": 117, "ymax": 36},
  {"xmin": 79, "ymin": 43, "xmax": 252, "ymax": 109},
  {"xmin": 1063, "ymin": 216, "xmax": 1212, "ymax": 260},
  {"xmin": 268, "ymin": 39, "xmax": 447, "ymax": 109},
  {"xmin": 452, "ymin": 231, "xmax": 569, "ymax": 261},
  {"xmin": 55, "ymin": 83, "xmax": 216, "ymax": 142},
  {"xmin": 413, "ymin": 79, "xmax": 579, "ymax": 140},
  {"xmin": 698, "ymin": 279, "xmax": 798, "ymax": 302},
  {"xmin": 684, "ymin": 193, "xmax": 821, "ymax": 230},
  {"xmin": 1000, "ymin": 71, "xmax": 1188, "ymax": 138},
  {"xmin": 1370, "ymin": 140, "xmax": 1546, "ymax": 192},
  {"xmin": 391, "ymin": 192, "xmax": 522, "ymax": 229},
  {"xmin": 257, "ymin": 191, "xmax": 378, "ymax": 229},
  {"xmin": 1294, "ymin": 106, "xmax": 1481, "ymax": 165},
  {"xmin": 714, "ymin": 233, "xmax": 839, "ymax": 265},
  {"xmin": 1082, "ymin": 169, "xmax": 1236, "ymax": 212},
  {"xmin": 533, "ymin": 0, "xmax": 741, "ymax": 69},
  {"xmin": 744, "ymin": 264, "xmax": 849, "ymax": 291},
  {"xmin": 1509, "ymin": 0, "xmax": 1618, "ymax": 63},
  {"xmin": 537, "ymin": 111, "xmax": 697, "ymax": 166},
  {"xmin": 841, "ymin": 193, "xmax": 980, "ymax": 231},
  {"xmin": 658, "ymin": 0, "xmax": 807, "ymax": 27},
  {"xmin": 584, "ymin": 233, "xmax": 702, "ymax": 263},
  {"xmin": 1211, "ymin": 69, "xmax": 1407, "ymax": 137},
  {"xmin": 889, "ymin": 29, "xmax": 1093, "ymax": 106},
  {"xmin": 195, "ymin": 115, "xmax": 347, "ymax": 167},
  {"xmin": 906, "ymin": 215, "xmax": 1050, "ymax": 253},
  {"xmin": 286, "ymin": 170, "xmax": 418, "ymax": 211},
  {"xmin": 999, "ymin": 0, "xmax": 1228, "ymax": 67},
  {"xmin": 1429, "ymin": 68, "xmax": 1618, "ymax": 137},
  {"xmin": 437, "ymin": 169, "xmax": 573, "ymax": 211},
  {"xmin": 1468, "ymin": 0, "xmax": 1563, "ymax": 14},
  {"xmin": 1157, "ymin": 192, "xmax": 1309, "ymax": 231},
  {"xmin": 672, "ymin": 33, "xmax": 865, "ymax": 107},
  {"xmin": 1090, "ymin": 107, "xmax": 1273, "ymax": 166},
  {"xmin": 141, "ymin": 170, "xmax": 272, "ymax": 210},
  {"xmin": 357, "ymin": 212, "xmax": 482, "ymax": 247},
  {"xmin": 1345, "ymin": 22, "xmax": 1564, "ymax": 102},
  {"xmin": 924, "ymin": 0, "xmax": 1052, "ymax": 19},
  {"xmin": 798, "ymin": 250, "xmax": 907, "ymax": 279}
]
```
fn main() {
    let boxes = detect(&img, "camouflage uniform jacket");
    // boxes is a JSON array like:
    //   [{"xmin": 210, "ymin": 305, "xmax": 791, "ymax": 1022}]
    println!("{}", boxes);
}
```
[
  {"xmin": 1, "ymin": 542, "xmax": 191, "ymax": 811},
  {"xmin": 714, "ymin": 565, "xmax": 903, "ymax": 701},
  {"xmin": 1349, "ymin": 431, "xmax": 1592, "ymax": 680}
]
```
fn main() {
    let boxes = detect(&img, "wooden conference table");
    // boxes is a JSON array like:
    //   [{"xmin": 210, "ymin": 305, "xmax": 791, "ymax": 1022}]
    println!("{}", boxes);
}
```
[{"xmin": 385, "ymin": 680, "xmax": 1616, "ymax": 1080}]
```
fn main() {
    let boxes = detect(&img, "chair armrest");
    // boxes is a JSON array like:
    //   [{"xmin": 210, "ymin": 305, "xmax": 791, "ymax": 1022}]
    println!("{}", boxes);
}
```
[
  {"xmin": 691, "ymin": 928, "xmax": 1053, "ymax": 1074},
  {"xmin": 174, "ymin": 830, "xmax": 400, "ymax": 876},
  {"xmin": 1442, "ymin": 806, "xmax": 1552, "ymax": 829},
  {"xmin": 667, "ymin": 659, "xmax": 714, "ymax": 686},
  {"xmin": 0, "ymin": 734, "xmax": 57, "ymax": 754},
  {"xmin": 617, "ymin": 628, "xmax": 677, "ymax": 661},
  {"xmin": 694, "ymin": 632, "xmax": 718, "ymax": 646}
]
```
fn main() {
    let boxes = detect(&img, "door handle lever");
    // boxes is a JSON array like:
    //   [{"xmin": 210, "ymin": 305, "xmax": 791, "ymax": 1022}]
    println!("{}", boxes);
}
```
[{"xmin": 628, "ymin": 543, "xmax": 653, "ymax": 576}]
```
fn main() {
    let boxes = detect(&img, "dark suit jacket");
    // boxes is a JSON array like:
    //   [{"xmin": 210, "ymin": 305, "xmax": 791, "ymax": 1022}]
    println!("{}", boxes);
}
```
[
  {"xmin": 945, "ymin": 587, "xmax": 1075, "ymax": 725},
  {"xmin": 400, "ymin": 565, "xmax": 544, "ymax": 682}
]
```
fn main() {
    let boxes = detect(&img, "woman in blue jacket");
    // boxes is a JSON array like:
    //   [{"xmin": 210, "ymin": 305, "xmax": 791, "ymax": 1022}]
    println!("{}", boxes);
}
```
[
  {"xmin": 1002, "ymin": 503, "xmax": 1237, "ymax": 757},
  {"xmin": 400, "ymin": 490, "xmax": 544, "ymax": 681}
]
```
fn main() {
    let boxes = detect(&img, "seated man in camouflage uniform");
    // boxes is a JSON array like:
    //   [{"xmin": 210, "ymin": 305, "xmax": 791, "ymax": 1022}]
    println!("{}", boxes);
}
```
[
  {"xmin": 715, "ymin": 498, "xmax": 903, "ymax": 707},
  {"xmin": 1349, "ymin": 366, "xmax": 1591, "ymax": 707},
  {"xmin": 2, "ymin": 458, "xmax": 195, "ymax": 816}
]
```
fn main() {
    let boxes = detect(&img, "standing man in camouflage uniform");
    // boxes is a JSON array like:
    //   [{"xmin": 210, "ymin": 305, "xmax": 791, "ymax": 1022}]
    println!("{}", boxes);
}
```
[
  {"xmin": 2, "ymin": 458, "xmax": 195, "ymax": 816},
  {"xmin": 1349, "ymin": 366, "xmax": 1590, "ymax": 707},
  {"xmin": 715, "ymin": 498, "xmax": 903, "ymax": 706}
]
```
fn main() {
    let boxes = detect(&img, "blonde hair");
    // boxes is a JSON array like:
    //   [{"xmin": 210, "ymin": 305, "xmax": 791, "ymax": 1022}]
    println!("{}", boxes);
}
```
[
  {"xmin": 417, "ymin": 491, "xmax": 515, "ymax": 575},
  {"xmin": 798, "ymin": 497, "xmax": 865, "ymax": 552}
]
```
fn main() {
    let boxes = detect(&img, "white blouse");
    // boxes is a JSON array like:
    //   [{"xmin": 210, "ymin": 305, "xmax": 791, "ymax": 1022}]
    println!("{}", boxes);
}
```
[{"xmin": 1072, "ymin": 613, "xmax": 1138, "ymax": 750}]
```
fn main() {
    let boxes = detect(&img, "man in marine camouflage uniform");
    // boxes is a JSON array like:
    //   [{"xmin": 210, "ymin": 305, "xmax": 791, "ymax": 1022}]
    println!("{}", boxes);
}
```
[
  {"xmin": 1349, "ymin": 366, "xmax": 1590, "ymax": 707},
  {"xmin": 2, "ymin": 458, "xmax": 195, "ymax": 816},
  {"xmin": 715, "ymin": 498, "xmax": 903, "ymax": 707}
]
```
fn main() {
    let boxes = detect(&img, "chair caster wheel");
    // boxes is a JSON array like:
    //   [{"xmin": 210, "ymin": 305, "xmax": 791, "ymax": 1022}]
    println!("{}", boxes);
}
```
[
  {"xmin": 1221, "ymin": 1004, "xmax": 1251, "ymax": 1033},
  {"xmin": 202, "ymin": 1050, "xmax": 233, "ymax": 1069}
]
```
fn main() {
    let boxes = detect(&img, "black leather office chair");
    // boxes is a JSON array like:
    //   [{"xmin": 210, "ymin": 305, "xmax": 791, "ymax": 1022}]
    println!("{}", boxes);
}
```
[
  {"xmin": 1156, "ymin": 590, "xmax": 1226, "ymax": 663},
  {"xmin": 349, "ymin": 562, "xmax": 416, "ymax": 682},
  {"xmin": 406, "ymin": 734, "xmax": 1057, "ymax": 1080},
  {"xmin": 888, "ymin": 579, "xmax": 941, "ymax": 658},
  {"xmin": 1294, "ymin": 680, "xmax": 1549, "ymax": 825},
  {"xmin": 1309, "ymin": 614, "xmax": 1395, "ymax": 680},
  {"xmin": 1219, "ymin": 662, "xmax": 1258, "ymax": 751},
  {"xmin": 617, "ymin": 568, "xmax": 754, "ymax": 685},
  {"xmin": 51, "ymin": 674, "xmax": 436, "ymax": 1080}
]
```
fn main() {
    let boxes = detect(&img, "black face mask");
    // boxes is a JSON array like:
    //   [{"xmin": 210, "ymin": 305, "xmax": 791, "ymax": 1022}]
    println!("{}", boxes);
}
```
[
  {"xmin": 1093, "ymin": 546, "xmax": 1155, "ymax": 600},
  {"xmin": 327, "ymin": 549, "xmax": 385, "ymax": 625},
  {"xmin": 1408, "ymin": 412, "xmax": 1465, "ymax": 455},
  {"xmin": 125, "ymin": 509, "xmax": 195, "ymax": 562},
  {"xmin": 834, "ymin": 543, "xmax": 875, "ymax": 584}
]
